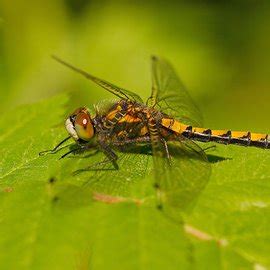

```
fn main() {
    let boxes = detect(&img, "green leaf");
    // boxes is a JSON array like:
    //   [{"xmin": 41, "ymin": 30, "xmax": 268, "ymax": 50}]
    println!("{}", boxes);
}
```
[
  {"xmin": 0, "ymin": 95, "xmax": 190, "ymax": 269},
  {"xmin": 0, "ymin": 95, "xmax": 269, "ymax": 270},
  {"xmin": 186, "ymin": 145, "xmax": 270, "ymax": 269}
]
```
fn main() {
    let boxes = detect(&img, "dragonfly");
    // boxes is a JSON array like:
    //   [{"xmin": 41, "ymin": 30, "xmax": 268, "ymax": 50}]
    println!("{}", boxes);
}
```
[{"xmin": 41, "ymin": 56, "xmax": 269, "ymax": 220}]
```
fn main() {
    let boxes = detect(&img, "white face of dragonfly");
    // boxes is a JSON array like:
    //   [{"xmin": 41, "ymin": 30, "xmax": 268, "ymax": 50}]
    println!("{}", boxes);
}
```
[
  {"xmin": 65, "ymin": 107, "xmax": 95, "ymax": 142},
  {"xmin": 65, "ymin": 118, "xmax": 79, "ymax": 141}
]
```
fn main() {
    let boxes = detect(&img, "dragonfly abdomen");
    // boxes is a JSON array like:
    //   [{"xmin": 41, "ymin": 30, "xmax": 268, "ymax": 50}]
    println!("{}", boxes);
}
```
[
  {"xmin": 189, "ymin": 129, "xmax": 269, "ymax": 149},
  {"xmin": 161, "ymin": 118, "xmax": 269, "ymax": 149}
]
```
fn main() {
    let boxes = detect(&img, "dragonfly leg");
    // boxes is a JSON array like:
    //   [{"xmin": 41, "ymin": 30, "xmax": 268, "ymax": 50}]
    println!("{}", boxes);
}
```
[
  {"xmin": 161, "ymin": 138, "xmax": 171, "ymax": 164},
  {"xmin": 59, "ymin": 143, "xmax": 95, "ymax": 159},
  {"xmin": 72, "ymin": 141, "xmax": 119, "ymax": 175},
  {"xmin": 59, "ymin": 148, "xmax": 79, "ymax": 159},
  {"xmin": 98, "ymin": 139, "xmax": 119, "ymax": 170},
  {"xmin": 39, "ymin": 136, "xmax": 71, "ymax": 156},
  {"xmin": 111, "ymin": 136, "xmax": 151, "ymax": 146}
]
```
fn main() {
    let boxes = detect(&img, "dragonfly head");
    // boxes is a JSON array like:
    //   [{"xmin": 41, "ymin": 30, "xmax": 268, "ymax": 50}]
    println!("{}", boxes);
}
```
[{"xmin": 65, "ymin": 107, "xmax": 95, "ymax": 142}]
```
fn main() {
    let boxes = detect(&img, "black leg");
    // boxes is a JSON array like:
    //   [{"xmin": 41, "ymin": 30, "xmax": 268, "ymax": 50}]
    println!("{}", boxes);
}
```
[
  {"xmin": 98, "ymin": 139, "xmax": 119, "ymax": 170},
  {"xmin": 39, "ymin": 136, "xmax": 71, "ymax": 156},
  {"xmin": 111, "ymin": 136, "xmax": 151, "ymax": 146},
  {"xmin": 59, "ymin": 143, "xmax": 96, "ymax": 159},
  {"xmin": 59, "ymin": 148, "xmax": 79, "ymax": 159}
]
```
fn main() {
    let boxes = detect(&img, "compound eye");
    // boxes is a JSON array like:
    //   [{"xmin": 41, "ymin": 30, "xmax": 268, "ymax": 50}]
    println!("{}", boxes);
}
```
[{"xmin": 74, "ymin": 112, "xmax": 94, "ymax": 141}]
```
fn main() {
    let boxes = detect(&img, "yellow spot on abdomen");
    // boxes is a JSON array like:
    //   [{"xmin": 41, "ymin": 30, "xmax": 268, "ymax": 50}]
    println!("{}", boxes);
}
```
[
  {"xmin": 250, "ymin": 133, "xmax": 267, "ymax": 141},
  {"xmin": 211, "ymin": 129, "xmax": 228, "ymax": 136},
  {"xmin": 161, "ymin": 118, "xmax": 189, "ymax": 134}
]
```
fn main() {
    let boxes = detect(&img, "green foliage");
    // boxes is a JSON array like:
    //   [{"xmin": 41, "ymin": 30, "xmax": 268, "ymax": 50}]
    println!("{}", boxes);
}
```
[
  {"xmin": 0, "ymin": 95, "xmax": 269, "ymax": 270},
  {"xmin": 1, "ymin": 1, "xmax": 270, "ymax": 269},
  {"xmin": 0, "ymin": 95, "xmax": 187, "ymax": 269}
]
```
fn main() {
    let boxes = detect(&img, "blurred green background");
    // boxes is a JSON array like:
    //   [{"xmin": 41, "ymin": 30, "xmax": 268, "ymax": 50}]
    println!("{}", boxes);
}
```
[
  {"xmin": 1, "ymin": 1, "xmax": 270, "ymax": 269},
  {"xmin": 0, "ymin": 0, "xmax": 269, "ymax": 131}
]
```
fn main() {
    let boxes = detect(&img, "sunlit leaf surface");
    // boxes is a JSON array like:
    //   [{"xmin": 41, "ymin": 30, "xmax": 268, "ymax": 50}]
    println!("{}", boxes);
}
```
[{"xmin": 0, "ymin": 96, "xmax": 269, "ymax": 269}]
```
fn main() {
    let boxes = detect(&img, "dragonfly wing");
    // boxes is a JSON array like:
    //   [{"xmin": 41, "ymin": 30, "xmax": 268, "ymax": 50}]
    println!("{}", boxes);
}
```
[
  {"xmin": 52, "ymin": 55, "xmax": 143, "ymax": 103},
  {"xmin": 93, "ymin": 98, "xmax": 120, "ymax": 116},
  {"xmin": 149, "ymin": 56, "xmax": 210, "ymax": 221},
  {"xmin": 150, "ymin": 56, "xmax": 203, "ymax": 127},
  {"xmin": 52, "ymin": 146, "xmax": 152, "ymax": 209},
  {"xmin": 152, "ymin": 134, "xmax": 210, "ymax": 222}
]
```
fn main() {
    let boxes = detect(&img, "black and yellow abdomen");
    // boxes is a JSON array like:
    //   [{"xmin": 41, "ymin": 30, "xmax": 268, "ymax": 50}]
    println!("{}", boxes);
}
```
[{"xmin": 161, "ymin": 118, "xmax": 270, "ymax": 149}]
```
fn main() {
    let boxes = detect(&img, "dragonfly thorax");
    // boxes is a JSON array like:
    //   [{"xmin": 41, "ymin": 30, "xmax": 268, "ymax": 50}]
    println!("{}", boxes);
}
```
[{"xmin": 65, "ymin": 107, "xmax": 95, "ymax": 142}]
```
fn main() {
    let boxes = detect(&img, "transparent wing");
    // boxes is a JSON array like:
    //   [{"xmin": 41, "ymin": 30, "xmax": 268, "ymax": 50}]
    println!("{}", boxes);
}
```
[
  {"xmin": 50, "ymin": 146, "xmax": 152, "ymax": 209},
  {"xmin": 52, "ymin": 55, "xmax": 143, "ymax": 103},
  {"xmin": 152, "ymin": 135, "xmax": 211, "ymax": 222},
  {"xmin": 150, "ymin": 56, "xmax": 203, "ymax": 127},
  {"xmin": 148, "ymin": 56, "xmax": 210, "ymax": 221},
  {"xmin": 93, "ymin": 98, "xmax": 120, "ymax": 116},
  {"xmin": 81, "ymin": 145, "xmax": 151, "ymax": 196}
]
